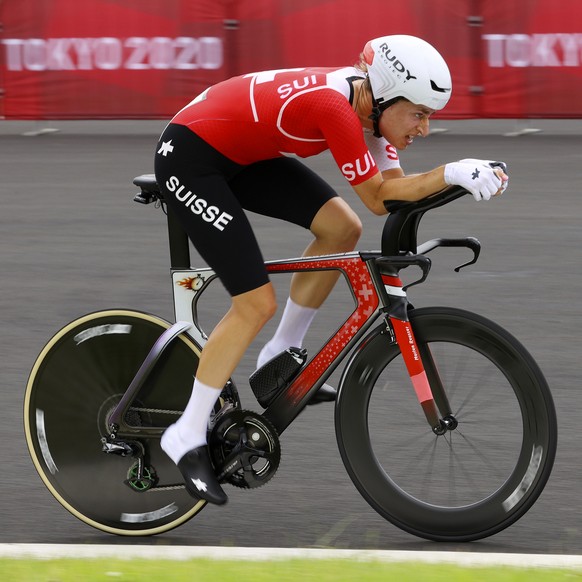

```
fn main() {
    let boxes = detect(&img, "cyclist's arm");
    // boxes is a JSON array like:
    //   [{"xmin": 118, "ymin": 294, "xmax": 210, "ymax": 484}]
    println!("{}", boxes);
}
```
[{"xmin": 353, "ymin": 167, "xmax": 447, "ymax": 215}]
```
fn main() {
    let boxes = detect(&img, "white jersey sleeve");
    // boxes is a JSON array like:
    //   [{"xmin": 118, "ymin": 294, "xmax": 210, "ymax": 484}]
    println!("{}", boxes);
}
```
[{"xmin": 363, "ymin": 128, "xmax": 401, "ymax": 173}]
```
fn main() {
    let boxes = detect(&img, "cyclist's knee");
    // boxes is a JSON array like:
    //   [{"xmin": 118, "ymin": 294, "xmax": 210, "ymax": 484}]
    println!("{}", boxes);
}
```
[
  {"xmin": 312, "ymin": 199, "xmax": 362, "ymax": 251},
  {"xmin": 340, "ymin": 214, "xmax": 363, "ymax": 249}
]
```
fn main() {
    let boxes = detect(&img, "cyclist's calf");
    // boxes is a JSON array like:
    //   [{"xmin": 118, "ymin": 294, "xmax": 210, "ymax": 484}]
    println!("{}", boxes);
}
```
[{"xmin": 195, "ymin": 283, "xmax": 277, "ymax": 389}]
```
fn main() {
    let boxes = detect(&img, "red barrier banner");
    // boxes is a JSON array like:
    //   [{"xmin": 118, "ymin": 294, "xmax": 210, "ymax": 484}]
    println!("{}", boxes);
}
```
[
  {"xmin": 0, "ymin": 0, "xmax": 227, "ymax": 119},
  {"xmin": 0, "ymin": 0, "xmax": 472, "ymax": 120},
  {"xmin": 1, "ymin": 0, "xmax": 581, "ymax": 119},
  {"xmin": 478, "ymin": 0, "xmax": 582, "ymax": 117},
  {"xmin": 232, "ymin": 0, "xmax": 474, "ymax": 120}
]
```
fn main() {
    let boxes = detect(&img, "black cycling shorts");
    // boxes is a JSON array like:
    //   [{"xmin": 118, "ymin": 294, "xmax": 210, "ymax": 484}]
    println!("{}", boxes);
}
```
[{"xmin": 154, "ymin": 123, "xmax": 338, "ymax": 296}]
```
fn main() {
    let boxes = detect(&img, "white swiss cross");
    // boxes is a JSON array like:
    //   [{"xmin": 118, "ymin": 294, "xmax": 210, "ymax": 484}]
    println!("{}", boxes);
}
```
[
  {"xmin": 358, "ymin": 285, "xmax": 373, "ymax": 302},
  {"xmin": 191, "ymin": 477, "xmax": 208, "ymax": 492},
  {"xmin": 158, "ymin": 140, "xmax": 174, "ymax": 157}
]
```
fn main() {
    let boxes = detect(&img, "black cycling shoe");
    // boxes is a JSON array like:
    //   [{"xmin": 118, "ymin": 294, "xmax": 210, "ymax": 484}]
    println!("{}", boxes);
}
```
[
  {"xmin": 308, "ymin": 383, "xmax": 337, "ymax": 405},
  {"xmin": 176, "ymin": 445, "xmax": 228, "ymax": 505}
]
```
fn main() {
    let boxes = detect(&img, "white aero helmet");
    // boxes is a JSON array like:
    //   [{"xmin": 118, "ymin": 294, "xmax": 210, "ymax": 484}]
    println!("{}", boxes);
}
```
[{"xmin": 363, "ymin": 35, "xmax": 452, "ymax": 111}]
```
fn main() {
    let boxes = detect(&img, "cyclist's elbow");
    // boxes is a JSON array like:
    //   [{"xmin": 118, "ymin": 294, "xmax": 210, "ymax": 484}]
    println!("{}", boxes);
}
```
[
  {"xmin": 369, "ymin": 201, "xmax": 388, "ymax": 216},
  {"xmin": 353, "ymin": 181, "xmax": 389, "ymax": 215},
  {"xmin": 356, "ymin": 194, "xmax": 387, "ymax": 215},
  {"xmin": 366, "ymin": 191, "xmax": 389, "ymax": 215}
]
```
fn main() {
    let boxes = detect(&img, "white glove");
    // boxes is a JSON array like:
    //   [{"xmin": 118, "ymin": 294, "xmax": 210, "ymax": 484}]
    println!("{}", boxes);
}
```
[
  {"xmin": 444, "ymin": 160, "xmax": 504, "ymax": 201},
  {"xmin": 457, "ymin": 159, "xmax": 509, "ymax": 194}
]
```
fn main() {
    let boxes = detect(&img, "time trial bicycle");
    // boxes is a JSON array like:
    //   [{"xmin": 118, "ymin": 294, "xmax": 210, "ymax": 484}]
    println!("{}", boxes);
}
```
[{"xmin": 24, "ymin": 171, "xmax": 557, "ymax": 542}]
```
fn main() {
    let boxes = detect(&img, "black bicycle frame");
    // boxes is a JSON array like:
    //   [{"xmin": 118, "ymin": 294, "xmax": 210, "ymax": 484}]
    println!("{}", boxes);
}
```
[{"xmin": 112, "ymin": 179, "xmax": 480, "ymax": 440}]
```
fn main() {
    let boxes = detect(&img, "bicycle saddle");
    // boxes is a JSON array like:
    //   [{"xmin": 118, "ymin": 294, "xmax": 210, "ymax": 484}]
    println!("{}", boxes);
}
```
[{"xmin": 133, "ymin": 174, "xmax": 161, "ymax": 194}]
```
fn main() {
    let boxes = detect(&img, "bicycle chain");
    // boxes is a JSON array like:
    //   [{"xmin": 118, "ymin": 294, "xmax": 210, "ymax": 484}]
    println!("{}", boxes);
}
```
[
  {"xmin": 129, "ymin": 406, "xmax": 181, "ymax": 416},
  {"xmin": 146, "ymin": 484, "xmax": 186, "ymax": 492}
]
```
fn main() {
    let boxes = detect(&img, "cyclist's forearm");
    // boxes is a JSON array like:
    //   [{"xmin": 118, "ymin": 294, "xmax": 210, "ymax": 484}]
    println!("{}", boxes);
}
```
[
  {"xmin": 353, "ymin": 167, "xmax": 447, "ymax": 215},
  {"xmin": 379, "ymin": 166, "xmax": 447, "ymax": 202}
]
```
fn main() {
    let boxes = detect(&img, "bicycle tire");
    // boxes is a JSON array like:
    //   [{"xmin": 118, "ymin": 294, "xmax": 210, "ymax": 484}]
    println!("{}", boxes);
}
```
[
  {"xmin": 24, "ymin": 309, "xmax": 232, "ymax": 536},
  {"xmin": 335, "ymin": 306, "xmax": 557, "ymax": 542}
]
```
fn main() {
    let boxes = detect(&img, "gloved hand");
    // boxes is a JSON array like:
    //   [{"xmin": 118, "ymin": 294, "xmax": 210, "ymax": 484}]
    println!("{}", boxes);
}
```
[
  {"xmin": 458, "ymin": 159, "xmax": 509, "ymax": 195},
  {"xmin": 458, "ymin": 158, "xmax": 508, "ymax": 179},
  {"xmin": 444, "ymin": 159, "xmax": 508, "ymax": 201}
]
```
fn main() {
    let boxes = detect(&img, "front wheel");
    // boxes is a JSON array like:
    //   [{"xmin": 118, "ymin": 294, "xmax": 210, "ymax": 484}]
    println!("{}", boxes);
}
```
[
  {"xmin": 335, "ymin": 307, "xmax": 557, "ymax": 542},
  {"xmin": 24, "ymin": 309, "xmax": 239, "ymax": 536}
]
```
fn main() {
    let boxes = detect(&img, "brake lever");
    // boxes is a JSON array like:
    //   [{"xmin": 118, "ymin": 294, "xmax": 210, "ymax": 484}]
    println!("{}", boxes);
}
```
[{"xmin": 376, "ymin": 255, "xmax": 432, "ymax": 290}]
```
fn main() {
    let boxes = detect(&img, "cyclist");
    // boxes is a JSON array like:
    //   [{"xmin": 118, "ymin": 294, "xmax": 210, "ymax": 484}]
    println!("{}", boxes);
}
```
[{"xmin": 154, "ymin": 34, "xmax": 508, "ymax": 505}]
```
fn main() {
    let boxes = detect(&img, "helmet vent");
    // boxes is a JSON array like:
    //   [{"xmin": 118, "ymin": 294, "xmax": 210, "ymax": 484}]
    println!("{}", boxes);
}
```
[{"xmin": 430, "ymin": 80, "xmax": 451, "ymax": 93}]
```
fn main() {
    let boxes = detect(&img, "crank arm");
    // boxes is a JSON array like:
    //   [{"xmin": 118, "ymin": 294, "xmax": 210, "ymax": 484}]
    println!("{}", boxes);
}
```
[
  {"xmin": 214, "ymin": 440, "xmax": 270, "ymax": 481},
  {"xmin": 215, "ymin": 450, "xmax": 244, "ymax": 482}
]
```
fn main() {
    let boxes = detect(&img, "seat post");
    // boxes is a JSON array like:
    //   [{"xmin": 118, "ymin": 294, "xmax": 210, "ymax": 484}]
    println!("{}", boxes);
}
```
[{"xmin": 166, "ymin": 206, "xmax": 191, "ymax": 269}]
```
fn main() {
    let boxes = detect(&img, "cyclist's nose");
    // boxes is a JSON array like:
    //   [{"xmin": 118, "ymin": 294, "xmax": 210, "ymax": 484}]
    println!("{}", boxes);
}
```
[{"xmin": 418, "ymin": 117, "xmax": 429, "ymax": 137}]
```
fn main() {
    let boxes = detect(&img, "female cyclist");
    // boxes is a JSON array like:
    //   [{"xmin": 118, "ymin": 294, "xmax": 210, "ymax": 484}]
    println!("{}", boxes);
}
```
[{"xmin": 154, "ymin": 34, "xmax": 509, "ymax": 505}]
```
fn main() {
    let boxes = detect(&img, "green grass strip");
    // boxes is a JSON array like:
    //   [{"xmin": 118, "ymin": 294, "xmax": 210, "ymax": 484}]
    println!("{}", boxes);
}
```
[{"xmin": 0, "ymin": 559, "xmax": 580, "ymax": 582}]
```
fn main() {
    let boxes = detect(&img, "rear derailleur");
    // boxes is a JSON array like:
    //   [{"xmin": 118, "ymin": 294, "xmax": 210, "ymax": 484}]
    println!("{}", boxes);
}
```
[{"xmin": 101, "ymin": 436, "xmax": 158, "ymax": 492}]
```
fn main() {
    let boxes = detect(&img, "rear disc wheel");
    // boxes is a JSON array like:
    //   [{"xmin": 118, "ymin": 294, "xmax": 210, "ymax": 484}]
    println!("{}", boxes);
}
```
[{"xmin": 24, "ymin": 309, "xmax": 225, "ymax": 535}]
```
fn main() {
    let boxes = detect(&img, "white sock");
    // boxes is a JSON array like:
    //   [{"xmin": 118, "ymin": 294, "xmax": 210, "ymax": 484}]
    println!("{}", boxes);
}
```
[
  {"xmin": 161, "ymin": 379, "xmax": 221, "ymax": 464},
  {"xmin": 257, "ymin": 297, "xmax": 318, "ymax": 368}
]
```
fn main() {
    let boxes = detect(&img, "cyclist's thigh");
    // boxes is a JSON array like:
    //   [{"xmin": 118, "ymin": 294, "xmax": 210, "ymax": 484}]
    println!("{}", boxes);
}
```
[
  {"xmin": 154, "ymin": 125, "xmax": 268, "ymax": 296},
  {"xmin": 230, "ymin": 157, "xmax": 338, "ymax": 229}
]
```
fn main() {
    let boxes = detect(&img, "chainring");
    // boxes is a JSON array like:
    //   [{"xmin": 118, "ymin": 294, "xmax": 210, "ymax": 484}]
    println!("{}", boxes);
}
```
[{"xmin": 209, "ymin": 409, "xmax": 281, "ymax": 489}]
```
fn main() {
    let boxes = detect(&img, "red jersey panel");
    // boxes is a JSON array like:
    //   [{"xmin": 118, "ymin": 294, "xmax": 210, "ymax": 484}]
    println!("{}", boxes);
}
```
[{"xmin": 171, "ymin": 67, "xmax": 400, "ymax": 186}]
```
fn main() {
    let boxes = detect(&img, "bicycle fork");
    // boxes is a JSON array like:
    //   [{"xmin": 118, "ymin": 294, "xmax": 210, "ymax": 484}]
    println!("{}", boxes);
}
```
[{"xmin": 377, "ymin": 258, "xmax": 457, "ymax": 435}]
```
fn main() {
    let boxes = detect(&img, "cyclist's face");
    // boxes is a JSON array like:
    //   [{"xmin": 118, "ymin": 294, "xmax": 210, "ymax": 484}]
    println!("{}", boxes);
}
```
[{"xmin": 379, "ymin": 100, "xmax": 434, "ymax": 150}]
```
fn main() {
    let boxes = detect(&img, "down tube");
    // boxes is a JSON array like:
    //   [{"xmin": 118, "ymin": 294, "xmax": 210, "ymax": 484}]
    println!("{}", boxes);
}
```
[{"xmin": 264, "ymin": 254, "xmax": 381, "ymax": 432}]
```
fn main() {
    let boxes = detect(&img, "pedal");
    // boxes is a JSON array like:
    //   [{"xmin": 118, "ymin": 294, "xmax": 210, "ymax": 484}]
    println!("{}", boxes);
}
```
[{"xmin": 249, "ymin": 347, "xmax": 307, "ymax": 408}]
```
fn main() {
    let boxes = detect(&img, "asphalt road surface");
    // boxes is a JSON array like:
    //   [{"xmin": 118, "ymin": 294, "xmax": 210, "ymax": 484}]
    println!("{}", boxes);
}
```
[{"xmin": 1, "ymin": 120, "xmax": 580, "ymax": 554}]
